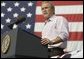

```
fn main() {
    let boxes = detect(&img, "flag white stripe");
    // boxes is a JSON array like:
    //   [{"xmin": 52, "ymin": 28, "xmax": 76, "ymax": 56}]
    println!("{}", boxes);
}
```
[
  {"xmin": 36, "ymin": 5, "xmax": 83, "ymax": 15},
  {"xmin": 69, "ymin": 22, "xmax": 83, "ymax": 32},
  {"xmin": 34, "ymin": 22, "xmax": 83, "ymax": 32}
]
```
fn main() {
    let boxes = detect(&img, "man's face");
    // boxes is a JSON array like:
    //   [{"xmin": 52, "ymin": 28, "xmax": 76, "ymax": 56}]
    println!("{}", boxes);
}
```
[{"xmin": 41, "ymin": 3, "xmax": 53, "ymax": 19}]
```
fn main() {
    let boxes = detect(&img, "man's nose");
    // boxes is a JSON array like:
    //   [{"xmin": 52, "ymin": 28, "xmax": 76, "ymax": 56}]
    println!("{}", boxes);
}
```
[{"xmin": 43, "ymin": 9, "xmax": 46, "ymax": 12}]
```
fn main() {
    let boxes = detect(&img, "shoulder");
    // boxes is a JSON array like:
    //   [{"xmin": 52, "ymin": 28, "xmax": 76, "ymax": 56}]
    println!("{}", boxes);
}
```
[
  {"xmin": 55, "ymin": 15, "xmax": 67, "ymax": 20},
  {"xmin": 54, "ymin": 15, "xmax": 68, "ymax": 23}
]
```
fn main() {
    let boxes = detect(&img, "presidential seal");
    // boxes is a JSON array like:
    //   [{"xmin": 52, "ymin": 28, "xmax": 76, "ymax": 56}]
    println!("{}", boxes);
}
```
[{"xmin": 1, "ymin": 35, "xmax": 11, "ymax": 54}]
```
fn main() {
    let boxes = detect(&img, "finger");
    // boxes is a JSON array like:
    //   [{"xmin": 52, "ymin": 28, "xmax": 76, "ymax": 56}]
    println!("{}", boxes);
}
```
[
  {"xmin": 41, "ymin": 39, "xmax": 46, "ymax": 42},
  {"xmin": 41, "ymin": 40, "xmax": 48, "ymax": 45},
  {"xmin": 41, "ymin": 39, "xmax": 48, "ymax": 44},
  {"xmin": 42, "ymin": 42, "xmax": 47, "ymax": 45},
  {"xmin": 41, "ymin": 40, "xmax": 46, "ymax": 44}
]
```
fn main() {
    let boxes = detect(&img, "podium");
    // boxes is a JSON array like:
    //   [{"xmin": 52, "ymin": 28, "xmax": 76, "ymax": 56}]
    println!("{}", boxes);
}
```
[{"xmin": 1, "ymin": 28, "xmax": 48, "ymax": 58}]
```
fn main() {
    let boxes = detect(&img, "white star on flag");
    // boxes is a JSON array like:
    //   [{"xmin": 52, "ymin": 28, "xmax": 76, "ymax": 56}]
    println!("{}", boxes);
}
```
[
  {"xmin": 27, "ymin": 13, "xmax": 32, "ymax": 18},
  {"xmin": 14, "ymin": 2, "xmax": 20, "ymax": 7},
  {"xmin": 1, "ymin": 13, "xmax": 5, "ymax": 17},
  {"xmin": 13, "ymin": 24, "xmax": 18, "ymax": 29},
  {"xmin": 13, "ymin": 13, "xmax": 19, "ymax": 18},
  {"xmin": 1, "ymin": 24, "xmax": 4, "ymax": 29},
  {"xmin": 6, "ymin": 18, "xmax": 11, "ymax": 23},
  {"xmin": 26, "ymin": 24, "xmax": 31, "ymax": 29},
  {"xmin": 20, "ymin": 7, "xmax": 26, "ymax": 12},
  {"xmin": 28, "ymin": 2, "xmax": 33, "ymax": 7},
  {"xmin": 7, "ymin": 7, "xmax": 12, "ymax": 12},
  {"xmin": 1, "ymin": 2, "xmax": 6, "ymax": 7}
]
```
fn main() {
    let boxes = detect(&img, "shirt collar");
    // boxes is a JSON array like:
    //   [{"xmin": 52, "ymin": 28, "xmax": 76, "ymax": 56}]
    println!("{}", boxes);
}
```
[
  {"xmin": 44, "ymin": 14, "xmax": 56, "ymax": 25},
  {"xmin": 49, "ymin": 14, "xmax": 56, "ymax": 21}
]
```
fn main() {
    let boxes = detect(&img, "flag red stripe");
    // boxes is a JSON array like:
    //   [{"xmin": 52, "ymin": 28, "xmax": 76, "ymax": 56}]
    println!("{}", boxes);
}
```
[
  {"xmin": 36, "ymin": 1, "xmax": 83, "ymax": 6},
  {"xmin": 69, "ymin": 32, "xmax": 83, "ymax": 41},
  {"xmin": 34, "ymin": 32, "xmax": 42, "ymax": 37},
  {"xmin": 34, "ymin": 32, "xmax": 83, "ymax": 41},
  {"xmin": 35, "ymin": 14, "xmax": 83, "ymax": 22}
]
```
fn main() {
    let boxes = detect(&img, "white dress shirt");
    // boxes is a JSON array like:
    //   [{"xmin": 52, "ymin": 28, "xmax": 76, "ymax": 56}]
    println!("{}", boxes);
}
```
[{"xmin": 42, "ymin": 15, "xmax": 69, "ymax": 49}]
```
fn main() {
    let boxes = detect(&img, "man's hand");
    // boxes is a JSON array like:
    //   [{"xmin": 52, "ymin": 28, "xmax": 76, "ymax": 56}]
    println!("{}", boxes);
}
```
[
  {"xmin": 41, "ymin": 36, "xmax": 63, "ymax": 45},
  {"xmin": 41, "ymin": 38, "xmax": 50, "ymax": 45}
]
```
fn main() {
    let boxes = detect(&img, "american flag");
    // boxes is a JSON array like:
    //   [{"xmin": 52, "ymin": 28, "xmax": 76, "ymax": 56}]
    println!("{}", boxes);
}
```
[
  {"xmin": 1, "ymin": 1, "xmax": 36, "ymax": 34},
  {"xmin": 1, "ymin": 1, "xmax": 83, "ymax": 51}
]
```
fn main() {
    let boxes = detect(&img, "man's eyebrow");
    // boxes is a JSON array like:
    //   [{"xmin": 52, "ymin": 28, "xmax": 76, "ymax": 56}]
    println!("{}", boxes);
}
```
[{"xmin": 42, "ymin": 6, "xmax": 49, "ymax": 8}]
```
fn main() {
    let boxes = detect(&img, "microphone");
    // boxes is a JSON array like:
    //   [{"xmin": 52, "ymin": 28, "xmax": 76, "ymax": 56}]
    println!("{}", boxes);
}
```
[{"xmin": 8, "ymin": 16, "xmax": 26, "ymax": 29}]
